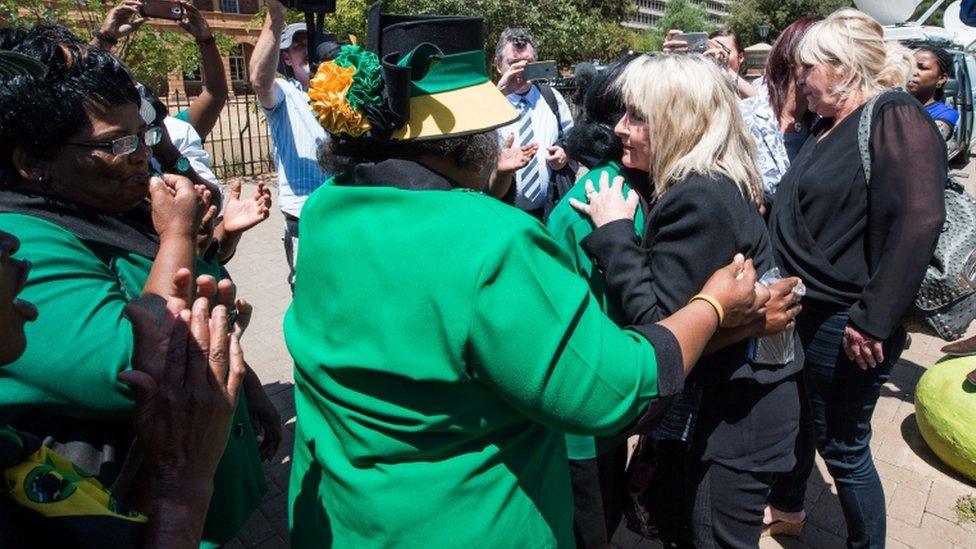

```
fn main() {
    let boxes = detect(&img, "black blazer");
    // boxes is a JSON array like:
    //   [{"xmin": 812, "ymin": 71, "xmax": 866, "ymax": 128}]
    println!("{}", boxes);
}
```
[
  {"xmin": 581, "ymin": 174, "xmax": 802, "ymax": 472},
  {"xmin": 581, "ymin": 174, "xmax": 802, "ymax": 386}
]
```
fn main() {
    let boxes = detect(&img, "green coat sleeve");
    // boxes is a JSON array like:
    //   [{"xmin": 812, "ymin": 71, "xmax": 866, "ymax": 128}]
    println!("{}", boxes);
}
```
[
  {"xmin": 0, "ymin": 215, "xmax": 134, "ymax": 418},
  {"xmin": 467, "ymin": 221, "xmax": 681, "ymax": 437}
]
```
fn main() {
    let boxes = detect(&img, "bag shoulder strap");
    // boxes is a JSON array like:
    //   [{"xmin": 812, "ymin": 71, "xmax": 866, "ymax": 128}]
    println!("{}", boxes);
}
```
[
  {"xmin": 857, "ymin": 89, "xmax": 900, "ymax": 187},
  {"xmin": 537, "ymin": 83, "xmax": 563, "ymax": 140}
]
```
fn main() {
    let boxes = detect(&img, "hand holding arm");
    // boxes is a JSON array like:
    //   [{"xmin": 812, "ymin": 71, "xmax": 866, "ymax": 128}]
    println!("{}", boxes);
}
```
[{"xmin": 569, "ymin": 171, "xmax": 639, "ymax": 228}]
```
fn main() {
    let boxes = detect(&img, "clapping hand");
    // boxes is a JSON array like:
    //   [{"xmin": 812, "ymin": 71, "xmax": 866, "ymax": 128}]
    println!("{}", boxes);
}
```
[
  {"xmin": 497, "ymin": 133, "xmax": 539, "ymax": 174},
  {"xmin": 222, "ymin": 180, "xmax": 272, "ymax": 234},
  {"xmin": 119, "ymin": 271, "xmax": 246, "ymax": 503},
  {"xmin": 150, "ymin": 174, "xmax": 212, "ymax": 240}
]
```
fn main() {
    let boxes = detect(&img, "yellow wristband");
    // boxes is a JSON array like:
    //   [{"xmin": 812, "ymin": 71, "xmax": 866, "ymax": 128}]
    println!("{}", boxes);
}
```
[{"xmin": 690, "ymin": 293, "xmax": 725, "ymax": 326}]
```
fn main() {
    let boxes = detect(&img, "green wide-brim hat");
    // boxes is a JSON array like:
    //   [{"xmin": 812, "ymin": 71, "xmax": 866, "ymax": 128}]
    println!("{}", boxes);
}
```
[{"xmin": 366, "ymin": 2, "xmax": 517, "ymax": 141}]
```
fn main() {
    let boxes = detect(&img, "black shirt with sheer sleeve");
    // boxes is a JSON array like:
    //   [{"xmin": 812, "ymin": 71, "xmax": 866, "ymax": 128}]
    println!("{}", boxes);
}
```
[{"xmin": 768, "ymin": 91, "xmax": 947, "ymax": 341}]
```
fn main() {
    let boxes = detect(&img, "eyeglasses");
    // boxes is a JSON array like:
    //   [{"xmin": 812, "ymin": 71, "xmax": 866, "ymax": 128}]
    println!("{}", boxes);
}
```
[{"xmin": 65, "ymin": 127, "xmax": 162, "ymax": 156}]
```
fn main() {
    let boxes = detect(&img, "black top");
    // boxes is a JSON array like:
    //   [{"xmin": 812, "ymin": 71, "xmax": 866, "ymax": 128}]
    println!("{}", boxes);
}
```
[
  {"xmin": 582, "ymin": 174, "xmax": 802, "ymax": 386},
  {"xmin": 768, "ymin": 91, "xmax": 947, "ymax": 340},
  {"xmin": 581, "ymin": 174, "xmax": 802, "ymax": 472}
]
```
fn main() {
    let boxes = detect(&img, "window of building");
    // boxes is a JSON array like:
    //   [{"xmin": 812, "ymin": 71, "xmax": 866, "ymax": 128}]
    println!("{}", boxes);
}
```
[
  {"xmin": 229, "ymin": 44, "xmax": 247, "ymax": 81},
  {"xmin": 220, "ymin": 0, "xmax": 240, "ymax": 13}
]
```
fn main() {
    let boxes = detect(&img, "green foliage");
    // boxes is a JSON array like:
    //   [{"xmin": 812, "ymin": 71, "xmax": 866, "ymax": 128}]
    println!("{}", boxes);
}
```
[
  {"xmin": 725, "ymin": 0, "xmax": 852, "ymax": 46},
  {"xmin": 1, "ymin": 0, "xmax": 236, "ymax": 90},
  {"xmin": 639, "ymin": 0, "xmax": 716, "ymax": 52},
  {"xmin": 957, "ymin": 495, "xmax": 976, "ymax": 524},
  {"xmin": 912, "ymin": 0, "xmax": 949, "ymax": 26}
]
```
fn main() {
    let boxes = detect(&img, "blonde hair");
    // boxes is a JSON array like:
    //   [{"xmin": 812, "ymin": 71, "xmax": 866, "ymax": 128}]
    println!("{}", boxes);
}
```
[
  {"xmin": 884, "ymin": 42, "xmax": 915, "ymax": 90},
  {"xmin": 797, "ymin": 8, "xmax": 906, "ymax": 102},
  {"xmin": 617, "ymin": 54, "xmax": 762, "ymax": 205}
]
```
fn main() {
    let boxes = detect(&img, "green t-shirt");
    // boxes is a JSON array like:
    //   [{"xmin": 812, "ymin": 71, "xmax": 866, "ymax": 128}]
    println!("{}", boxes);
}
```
[
  {"xmin": 546, "ymin": 160, "xmax": 646, "ymax": 460},
  {"xmin": 285, "ymin": 183, "xmax": 665, "ymax": 548},
  {"xmin": 0, "ymin": 213, "xmax": 265, "ymax": 547}
]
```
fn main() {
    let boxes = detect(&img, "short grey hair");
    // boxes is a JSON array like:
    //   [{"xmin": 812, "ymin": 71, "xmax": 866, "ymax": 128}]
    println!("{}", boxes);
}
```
[{"xmin": 495, "ymin": 28, "xmax": 538, "ymax": 62}]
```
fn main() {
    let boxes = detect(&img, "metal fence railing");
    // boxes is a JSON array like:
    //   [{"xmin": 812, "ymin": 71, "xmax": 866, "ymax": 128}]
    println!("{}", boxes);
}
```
[{"xmin": 166, "ymin": 88, "xmax": 275, "ymax": 180}]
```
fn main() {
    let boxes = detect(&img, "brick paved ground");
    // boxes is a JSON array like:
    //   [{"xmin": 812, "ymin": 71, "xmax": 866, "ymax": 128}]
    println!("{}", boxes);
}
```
[{"xmin": 225, "ymin": 175, "xmax": 976, "ymax": 548}]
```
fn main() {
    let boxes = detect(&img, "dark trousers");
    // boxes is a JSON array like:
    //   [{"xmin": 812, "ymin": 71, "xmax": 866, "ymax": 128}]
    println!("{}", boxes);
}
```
[
  {"xmin": 767, "ymin": 309, "xmax": 907, "ymax": 549},
  {"xmin": 649, "ymin": 442, "xmax": 774, "ymax": 549},
  {"xmin": 570, "ymin": 444, "xmax": 628, "ymax": 549}
]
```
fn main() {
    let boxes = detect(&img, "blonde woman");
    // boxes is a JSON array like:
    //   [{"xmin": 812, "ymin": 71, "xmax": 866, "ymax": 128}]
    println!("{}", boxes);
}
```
[
  {"xmin": 766, "ymin": 9, "xmax": 946, "ymax": 546},
  {"xmin": 572, "ymin": 54, "xmax": 803, "ymax": 548}
]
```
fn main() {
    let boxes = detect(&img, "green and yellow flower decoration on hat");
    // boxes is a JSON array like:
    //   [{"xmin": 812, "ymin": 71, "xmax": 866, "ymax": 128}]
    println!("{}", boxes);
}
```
[
  {"xmin": 309, "ymin": 45, "xmax": 383, "ymax": 138},
  {"xmin": 309, "ymin": 2, "xmax": 518, "ymax": 142}
]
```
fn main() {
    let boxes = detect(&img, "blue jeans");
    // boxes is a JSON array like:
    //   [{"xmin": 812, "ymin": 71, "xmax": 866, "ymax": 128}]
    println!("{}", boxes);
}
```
[{"xmin": 768, "ymin": 307, "xmax": 906, "ymax": 549}]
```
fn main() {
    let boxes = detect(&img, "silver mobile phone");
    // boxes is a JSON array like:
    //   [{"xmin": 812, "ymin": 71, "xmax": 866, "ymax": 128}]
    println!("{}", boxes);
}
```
[
  {"xmin": 676, "ymin": 32, "xmax": 709, "ymax": 54},
  {"xmin": 523, "ymin": 61, "xmax": 557, "ymax": 81}
]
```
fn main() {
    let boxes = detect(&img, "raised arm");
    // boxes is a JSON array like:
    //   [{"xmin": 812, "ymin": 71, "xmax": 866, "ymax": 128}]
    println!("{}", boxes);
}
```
[
  {"xmin": 178, "ymin": 3, "xmax": 227, "ymax": 140},
  {"xmin": 248, "ymin": 0, "xmax": 288, "ymax": 109}
]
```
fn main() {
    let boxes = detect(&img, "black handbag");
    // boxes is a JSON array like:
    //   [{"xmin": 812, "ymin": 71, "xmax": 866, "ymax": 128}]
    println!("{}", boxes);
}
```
[{"xmin": 858, "ymin": 91, "xmax": 976, "ymax": 341}]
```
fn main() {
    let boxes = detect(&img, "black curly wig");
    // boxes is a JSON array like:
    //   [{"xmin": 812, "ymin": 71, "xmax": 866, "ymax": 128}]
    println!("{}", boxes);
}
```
[{"xmin": 0, "ymin": 23, "xmax": 139, "ymax": 184}]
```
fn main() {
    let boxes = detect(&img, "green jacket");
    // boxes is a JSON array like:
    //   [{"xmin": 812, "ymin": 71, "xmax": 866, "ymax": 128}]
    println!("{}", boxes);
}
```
[
  {"xmin": 546, "ymin": 160, "xmax": 646, "ymax": 460},
  {"xmin": 285, "ymin": 165, "xmax": 681, "ymax": 548},
  {"xmin": 0, "ymin": 213, "xmax": 265, "ymax": 547}
]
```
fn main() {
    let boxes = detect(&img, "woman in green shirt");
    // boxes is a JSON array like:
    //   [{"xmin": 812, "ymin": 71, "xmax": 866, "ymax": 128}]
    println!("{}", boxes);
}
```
[
  {"xmin": 286, "ymin": 8, "xmax": 770, "ymax": 548},
  {"xmin": 0, "ymin": 24, "xmax": 265, "ymax": 545}
]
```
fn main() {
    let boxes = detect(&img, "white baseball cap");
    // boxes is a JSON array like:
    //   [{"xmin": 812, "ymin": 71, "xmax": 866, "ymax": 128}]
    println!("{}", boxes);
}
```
[{"xmin": 280, "ymin": 23, "xmax": 308, "ymax": 50}]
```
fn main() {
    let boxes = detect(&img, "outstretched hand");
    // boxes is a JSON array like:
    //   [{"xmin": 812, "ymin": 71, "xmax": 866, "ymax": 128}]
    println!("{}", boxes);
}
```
[
  {"xmin": 497, "ymin": 133, "xmax": 538, "ymax": 174},
  {"xmin": 222, "ymin": 180, "xmax": 272, "ymax": 234}
]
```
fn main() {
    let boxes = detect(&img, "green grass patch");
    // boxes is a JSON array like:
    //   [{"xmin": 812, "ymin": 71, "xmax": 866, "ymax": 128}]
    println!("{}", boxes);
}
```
[{"xmin": 956, "ymin": 494, "xmax": 976, "ymax": 524}]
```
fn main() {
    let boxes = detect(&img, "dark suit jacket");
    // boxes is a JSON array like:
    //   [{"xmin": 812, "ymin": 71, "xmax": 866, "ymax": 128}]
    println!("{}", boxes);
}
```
[{"xmin": 581, "ymin": 174, "xmax": 802, "ymax": 472}]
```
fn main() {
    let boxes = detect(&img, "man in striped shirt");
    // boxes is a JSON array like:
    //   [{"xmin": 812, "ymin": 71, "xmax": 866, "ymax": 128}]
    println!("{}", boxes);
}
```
[{"xmin": 249, "ymin": 0, "xmax": 329, "ymax": 290}]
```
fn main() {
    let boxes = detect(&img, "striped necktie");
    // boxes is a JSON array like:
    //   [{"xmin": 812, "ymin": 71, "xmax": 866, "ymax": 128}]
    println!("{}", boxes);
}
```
[{"xmin": 515, "ymin": 97, "xmax": 544, "ymax": 204}]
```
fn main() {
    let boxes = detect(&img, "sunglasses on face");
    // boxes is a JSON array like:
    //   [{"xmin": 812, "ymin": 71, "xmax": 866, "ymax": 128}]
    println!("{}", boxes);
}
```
[{"xmin": 65, "ymin": 126, "xmax": 163, "ymax": 156}]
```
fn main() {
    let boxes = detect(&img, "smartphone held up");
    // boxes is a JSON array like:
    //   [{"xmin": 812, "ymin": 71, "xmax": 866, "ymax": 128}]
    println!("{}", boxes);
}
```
[{"xmin": 140, "ymin": 0, "xmax": 185, "ymax": 20}]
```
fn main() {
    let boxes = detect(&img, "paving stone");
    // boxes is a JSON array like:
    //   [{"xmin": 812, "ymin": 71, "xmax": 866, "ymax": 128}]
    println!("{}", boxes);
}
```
[
  {"xmin": 927, "ymin": 479, "xmax": 975, "ymax": 522},
  {"xmin": 794, "ymin": 521, "xmax": 846, "ymax": 549},
  {"xmin": 888, "ymin": 484, "xmax": 928, "ymax": 527},
  {"xmin": 921, "ymin": 512, "xmax": 976, "ymax": 546}
]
